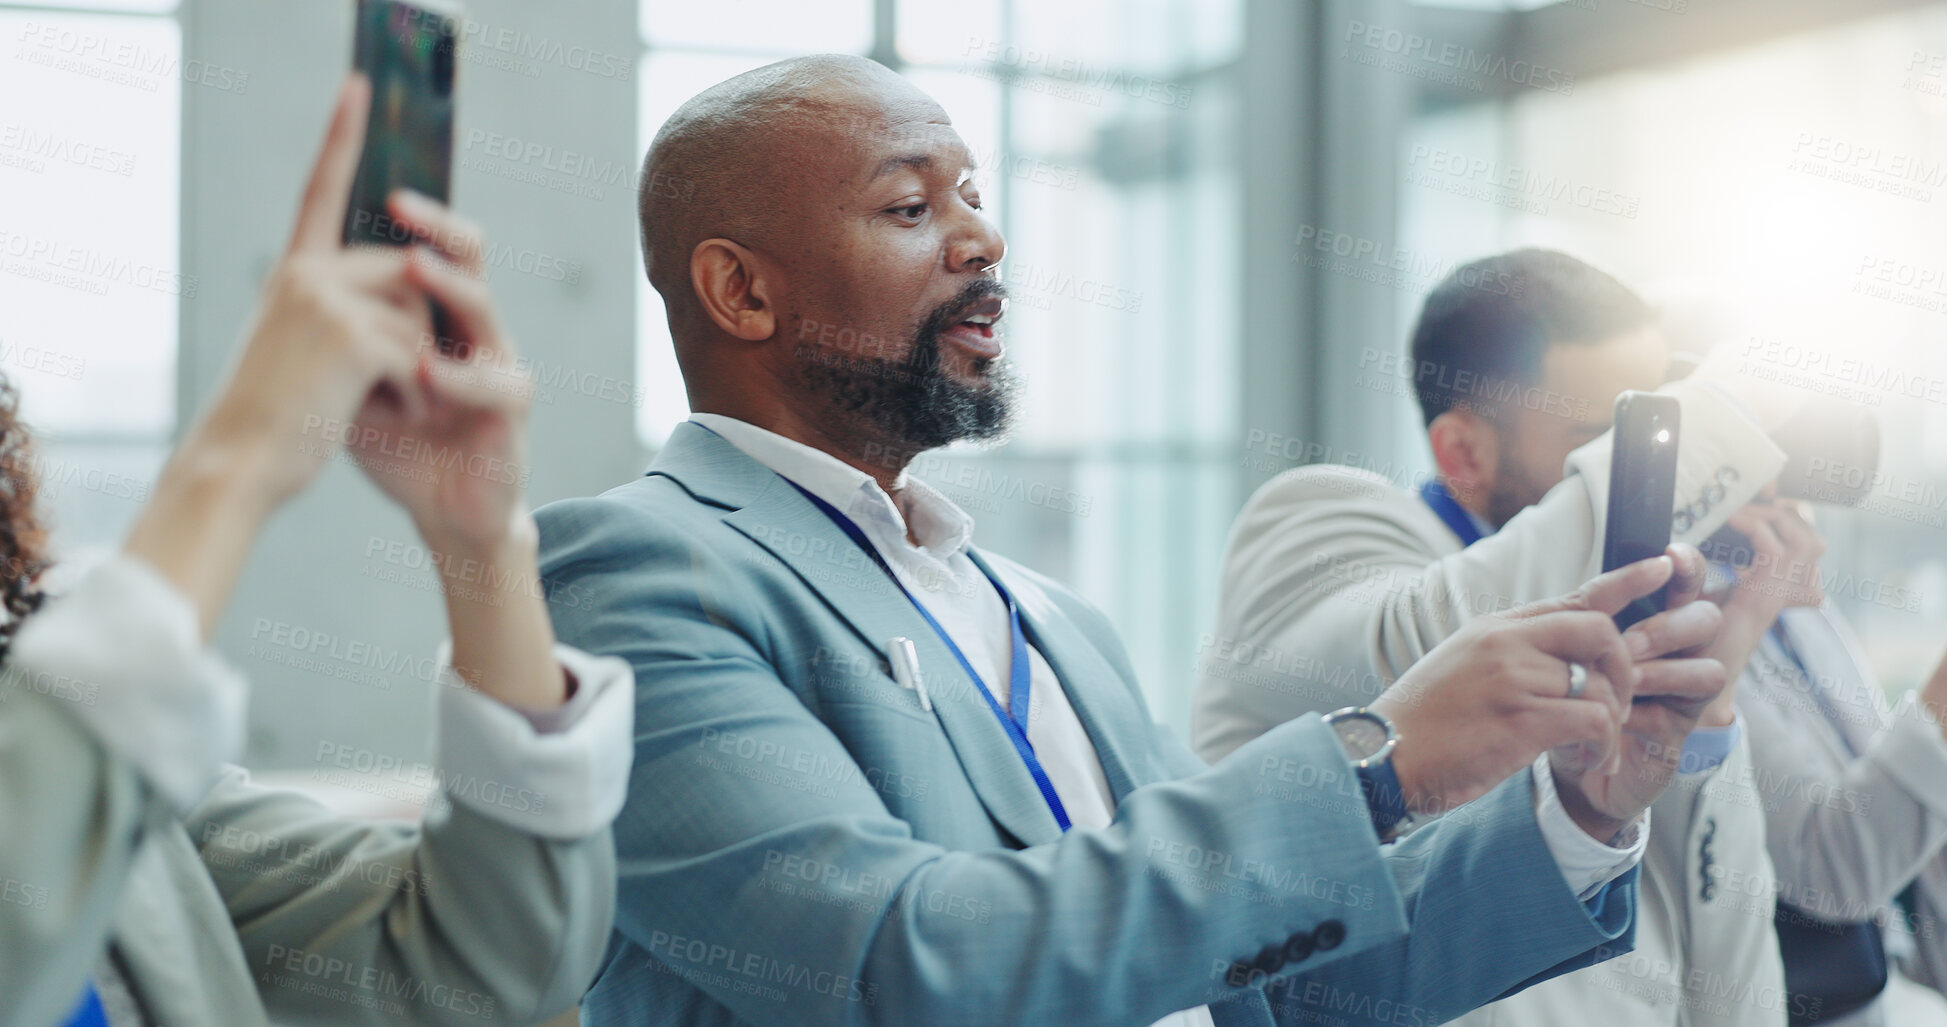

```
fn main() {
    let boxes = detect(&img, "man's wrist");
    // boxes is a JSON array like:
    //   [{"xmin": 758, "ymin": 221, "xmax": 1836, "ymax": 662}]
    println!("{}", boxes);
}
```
[{"xmin": 1550, "ymin": 762, "xmax": 1632, "ymax": 843}]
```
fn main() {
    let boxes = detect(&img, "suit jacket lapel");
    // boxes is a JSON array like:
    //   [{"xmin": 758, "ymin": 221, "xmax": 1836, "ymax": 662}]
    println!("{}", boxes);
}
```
[
  {"xmin": 971, "ymin": 551, "xmax": 1151, "ymax": 805},
  {"xmin": 662, "ymin": 425, "xmax": 1064, "ymax": 847}
]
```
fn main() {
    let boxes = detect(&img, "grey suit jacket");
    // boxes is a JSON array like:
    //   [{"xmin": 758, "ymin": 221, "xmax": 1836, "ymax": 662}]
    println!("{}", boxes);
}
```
[
  {"xmin": 535, "ymin": 422, "xmax": 1641, "ymax": 1027},
  {"xmin": 0, "ymin": 559, "xmax": 625, "ymax": 1027}
]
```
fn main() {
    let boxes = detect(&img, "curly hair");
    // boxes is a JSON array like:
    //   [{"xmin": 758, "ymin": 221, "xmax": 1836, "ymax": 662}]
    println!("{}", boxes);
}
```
[{"xmin": 0, "ymin": 372, "xmax": 50, "ymax": 656}]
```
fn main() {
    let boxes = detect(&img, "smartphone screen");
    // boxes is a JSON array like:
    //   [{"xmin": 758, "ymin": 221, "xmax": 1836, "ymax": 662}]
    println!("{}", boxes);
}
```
[
  {"xmin": 342, "ymin": 0, "xmax": 457, "ymax": 248},
  {"xmin": 1602, "ymin": 391, "xmax": 1682, "ymax": 631}
]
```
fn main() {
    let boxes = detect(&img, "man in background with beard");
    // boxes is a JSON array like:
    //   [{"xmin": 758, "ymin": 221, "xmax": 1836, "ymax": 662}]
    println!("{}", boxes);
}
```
[{"xmin": 534, "ymin": 58, "xmax": 1734, "ymax": 1027}]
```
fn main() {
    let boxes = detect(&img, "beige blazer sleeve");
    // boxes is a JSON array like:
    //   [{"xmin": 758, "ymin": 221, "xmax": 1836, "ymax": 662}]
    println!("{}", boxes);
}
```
[
  {"xmin": 186, "ymin": 758, "xmax": 618, "ymax": 1026},
  {"xmin": 0, "ymin": 555, "xmax": 249, "ymax": 1027},
  {"xmin": 0, "ymin": 553, "xmax": 630, "ymax": 1027}
]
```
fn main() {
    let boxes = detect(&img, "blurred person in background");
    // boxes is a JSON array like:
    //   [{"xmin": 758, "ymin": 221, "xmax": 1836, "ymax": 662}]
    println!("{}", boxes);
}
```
[
  {"xmin": 536, "ymin": 55, "xmax": 1734, "ymax": 1027},
  {"xmin": 1685, "ymin": 420, "xmax": 1947, "ymax": 1027},
  {"xmin": 0, "ymin": 77, "xmax": 633, "ymax": 1027}
]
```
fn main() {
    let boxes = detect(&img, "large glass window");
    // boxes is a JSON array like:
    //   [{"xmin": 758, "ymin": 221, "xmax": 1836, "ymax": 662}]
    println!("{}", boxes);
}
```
[
  {"xmin": 0, "ymin": 1, "xmax": 181, "ymax": 551},
  {"xmin": 635, "ymin": 0, "xmax": 1243, "ymax": 725},
  {"xmin": 1400, "ymin": 6, "xmax": 1947, "ymax": 696}
]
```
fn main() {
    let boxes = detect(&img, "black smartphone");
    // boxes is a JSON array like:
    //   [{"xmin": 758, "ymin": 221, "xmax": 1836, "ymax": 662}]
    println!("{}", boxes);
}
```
[
  {"xmin": 342, "ymin": 0, "xmax": 458, "ymax": 248},
  {"xmin": 1602, "ymin": 390, "xmax": 1682, "ymax": 631}
]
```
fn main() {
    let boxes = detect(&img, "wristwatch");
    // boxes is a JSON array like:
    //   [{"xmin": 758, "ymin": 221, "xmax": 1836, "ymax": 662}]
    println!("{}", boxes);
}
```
[{"xmin": 1322, "ymin": 706, "xmax": 1409, "ymax": 842}]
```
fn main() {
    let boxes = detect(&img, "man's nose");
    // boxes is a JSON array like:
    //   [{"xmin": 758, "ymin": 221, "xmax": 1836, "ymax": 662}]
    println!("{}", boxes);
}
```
[{"xmin": 947, "ymin": 205, "xmax": 1006, "ymax": 273}]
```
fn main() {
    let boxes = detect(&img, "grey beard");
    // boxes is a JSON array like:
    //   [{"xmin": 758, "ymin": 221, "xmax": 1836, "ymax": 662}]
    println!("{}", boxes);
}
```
[{"xmin": 795, "ymin": 309, "xmax": 1017, "ymax": 453}]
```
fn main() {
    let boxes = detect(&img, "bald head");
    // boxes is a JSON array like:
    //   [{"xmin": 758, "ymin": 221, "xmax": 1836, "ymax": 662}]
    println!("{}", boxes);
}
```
[
  {"xmin": 638, "ymin": 54, "xmax": 943, "ymax": 330},
  {"xmin": 637, "ymin": 55, "xmax": 1012, "ymax": 475}
]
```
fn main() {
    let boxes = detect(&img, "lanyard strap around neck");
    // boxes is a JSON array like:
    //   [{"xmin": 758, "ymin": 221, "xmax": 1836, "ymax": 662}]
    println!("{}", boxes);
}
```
[
  {"xmin": 1420, "ymin": 478, "xmax": 1485, "ymax": 548},
  {"xmin": 781, "ymin": 478, "xmax": 1072, "ymax": 832}
]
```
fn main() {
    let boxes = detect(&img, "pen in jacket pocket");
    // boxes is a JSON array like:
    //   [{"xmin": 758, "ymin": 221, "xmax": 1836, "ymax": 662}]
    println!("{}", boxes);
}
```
[{"xmin": 887, "ymin": 636, "xmax": 933, "ymax": 713}]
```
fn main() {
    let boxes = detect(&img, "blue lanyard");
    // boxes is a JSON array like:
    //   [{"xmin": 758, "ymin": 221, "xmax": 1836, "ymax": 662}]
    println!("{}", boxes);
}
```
[
  {"xmin": 1419, "ymin": 479, "xmax": 1484, "ymax": 547},
  {"xmin": 64, "ymin": 984, "xmax": 107, "ymax": 1027},
  {"xmin": 782, "ymin": 479, "xmax": 1073, "ymax": 832}
]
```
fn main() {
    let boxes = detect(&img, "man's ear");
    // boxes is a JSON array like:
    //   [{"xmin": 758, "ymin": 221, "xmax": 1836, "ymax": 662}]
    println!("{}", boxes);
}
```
[
  {"xmin": 1427, "ymin": 409, "xmax": 1499, "ymax": 507},
  {"xmin": 690, "ymin": 238, "xmax": 778, "ymax": 342}
]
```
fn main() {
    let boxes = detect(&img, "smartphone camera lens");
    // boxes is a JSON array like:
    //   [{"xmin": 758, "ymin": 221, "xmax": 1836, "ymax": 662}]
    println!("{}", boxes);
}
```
[{"xmin": 432, "ymin": 20, "xmax": 456, "ymax": 97}]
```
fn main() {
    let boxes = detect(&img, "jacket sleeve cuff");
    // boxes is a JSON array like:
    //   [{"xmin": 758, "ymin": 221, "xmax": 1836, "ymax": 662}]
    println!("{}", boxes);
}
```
[
  {"xmin": 1, "ymin": 552, "xmax": 246, "ymax": 810},
  {"xmin": 1531, "ymin": 754, "xmax": 1648, "ymax": 902},
  {"xmin": 430, "ymin": 641, "xmax": 634, "ymax": 840}
]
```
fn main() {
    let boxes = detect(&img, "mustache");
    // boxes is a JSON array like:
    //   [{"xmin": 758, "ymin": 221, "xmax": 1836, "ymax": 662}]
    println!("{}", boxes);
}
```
[{"xmin": 916, "ymin": 277, "xmax": 1009, "ymax": 351}]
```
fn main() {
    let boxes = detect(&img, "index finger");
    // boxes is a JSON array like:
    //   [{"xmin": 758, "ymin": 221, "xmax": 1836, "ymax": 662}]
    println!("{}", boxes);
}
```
[
  {"xmin": 288, "ymin": 75, "xmax": 371, "ymax": 254},
  {"xmin": 1509, "ymin": 554, "xmax": 1674, "ymax": 621},
  {"xmin": 1663, "ymin": 543, "xmax": 1706, "ymax": 609}
]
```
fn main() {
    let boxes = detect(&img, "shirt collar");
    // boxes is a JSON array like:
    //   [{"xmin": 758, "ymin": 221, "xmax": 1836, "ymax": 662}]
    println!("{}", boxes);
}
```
[{"xmin": 688, "ymin": 414, "xmax": 975, "ymax": 558}]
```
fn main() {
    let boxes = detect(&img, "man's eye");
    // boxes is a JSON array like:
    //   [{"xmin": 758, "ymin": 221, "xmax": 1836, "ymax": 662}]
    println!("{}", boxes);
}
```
[{"xmin": 890, "ymin": 203, "xmax": 927, "ymax": 219}]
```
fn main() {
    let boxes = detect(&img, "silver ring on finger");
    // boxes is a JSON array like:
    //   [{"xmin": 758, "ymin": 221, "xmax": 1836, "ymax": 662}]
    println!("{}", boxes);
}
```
[{"xmin": 1566, "ymin": 662, "xmax": 1589, "ymax": 701}]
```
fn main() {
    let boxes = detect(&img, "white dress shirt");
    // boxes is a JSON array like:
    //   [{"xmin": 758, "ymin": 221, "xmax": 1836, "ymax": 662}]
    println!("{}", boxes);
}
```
[{"xmin": 694, "ymin": 413, "xmax": 1645, "ymax": 1024}]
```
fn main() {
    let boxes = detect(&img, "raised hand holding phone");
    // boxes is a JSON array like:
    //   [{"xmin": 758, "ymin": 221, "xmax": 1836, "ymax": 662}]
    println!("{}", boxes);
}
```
[{"xmin": 123, "ymin": 76, "xmax": 439, "ymax": 640}]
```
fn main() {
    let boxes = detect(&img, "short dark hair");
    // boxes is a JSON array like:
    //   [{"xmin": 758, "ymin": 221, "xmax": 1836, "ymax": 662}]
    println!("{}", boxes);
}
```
[{"xmin": 1406, "ymin": 248, "xmax": 1655, "ymax": 427}]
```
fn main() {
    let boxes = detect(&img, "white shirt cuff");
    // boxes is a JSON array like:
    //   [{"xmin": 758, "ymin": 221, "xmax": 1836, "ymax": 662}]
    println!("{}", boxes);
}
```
[
  {"xmin": 1, "ymin": 552, "xmax": 247, "ymax": 810},
  {"xmin": 430, "ymin": 640, "xmax": 634, "ymax": 840},
  {"xmin": 1530, "ymin": 754, "xmax": 1648, "ymax": 902}
]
